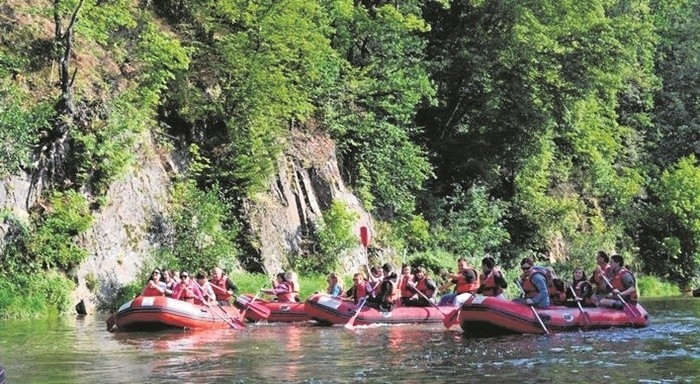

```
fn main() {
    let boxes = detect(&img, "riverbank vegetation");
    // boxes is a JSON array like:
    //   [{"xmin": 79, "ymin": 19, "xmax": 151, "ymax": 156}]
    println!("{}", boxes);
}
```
[{"xmin": 1, "ymin": 0, "xmax": 698, "ymax": 317}]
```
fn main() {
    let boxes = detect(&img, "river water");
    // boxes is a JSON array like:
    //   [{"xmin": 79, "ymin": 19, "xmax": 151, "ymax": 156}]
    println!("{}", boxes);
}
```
[{"xmin": 0, "ymin": 297, "xmax": 698, "ymax": 383}]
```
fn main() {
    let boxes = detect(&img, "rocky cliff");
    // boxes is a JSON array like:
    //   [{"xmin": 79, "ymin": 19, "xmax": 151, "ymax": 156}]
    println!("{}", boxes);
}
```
[{"xmin": 0, "ymin": 128, "xmax": 372, "ymax": 314}]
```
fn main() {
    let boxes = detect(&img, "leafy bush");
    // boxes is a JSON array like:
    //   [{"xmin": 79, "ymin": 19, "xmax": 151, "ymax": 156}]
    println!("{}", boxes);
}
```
[
  {"xmin": 0, "ymin": 271, "xmax": 74, "ymax": 319},
  {"xmin": 291, "ymin": 201, "xmax": 358, "ymax": 275},
  {"xmin": 0, "ymin": 84, "xmax": 52, "ymax": 177},
  {"xmin": 25, "ymin": 191, "xmax": 93, "ymax": 272},
  {"xmin": 637, "ymin": 275, "xmax": 681, "ymax": 297},
  {"xmin": 154, "ymin": 180, "xmax": 242, "ymax": 274}
]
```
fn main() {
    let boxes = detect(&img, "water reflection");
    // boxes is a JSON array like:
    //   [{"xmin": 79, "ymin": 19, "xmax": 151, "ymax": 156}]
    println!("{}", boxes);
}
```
[{"xmin": 0, "ymin": 299, "xmax": 697, "ymax": 383}]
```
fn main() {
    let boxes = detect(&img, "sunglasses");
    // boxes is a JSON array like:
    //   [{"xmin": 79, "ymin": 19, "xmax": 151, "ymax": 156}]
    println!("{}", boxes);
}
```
[
  {"xmin": 180, "ymin": 275, "xmax": 189, "ymax": 279},
  {"xmin": 521, "ymin": 266, "xmax": 532, "ymax": 271}
]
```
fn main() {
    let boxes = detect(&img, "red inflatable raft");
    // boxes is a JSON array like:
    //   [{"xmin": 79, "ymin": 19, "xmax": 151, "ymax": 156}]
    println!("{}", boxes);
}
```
[
  {"xmin": 305, "ymin": 293, "xmax": 454, "ymax": 326},
  {"xmin": 109, "ymin": 296, "xmax": 245, "ymax": 331},
  {"xmin": 234, "ymin": 294, "xmax": 310, "ymax": 323},
  {"xmin": 456, "ymin": 295, "xmax": 649, "ymax": 336}
]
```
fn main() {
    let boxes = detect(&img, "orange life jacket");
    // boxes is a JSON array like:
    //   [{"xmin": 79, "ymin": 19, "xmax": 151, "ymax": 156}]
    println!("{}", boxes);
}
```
[
  {"xmin": 414, "ymin": 277, "xmax": 435, "ymax": 298},
  {"xmin": 521, "ymin": 267, "xmax": 557, "ymax": 299},
  {"xmin": 383, "ymin": 278, "xmax": 400, "ymax": 304},
  {"xmin": 399, "ymin": 274, "xmax": 415, "ymax": 298},
  {"xmin": 591, "ymin": 264, "xmax": 612, "ymax": 294},
  {"xmin": 455, "ymin": 268, "xmax": 480, "ymax": 294},
  {"xmin": 611, "ymin": 267, "xmax": 638, "ymax": 303},
  {"xmin": 210, "ymin": 276, "xmax": 231, "ymax": 301},
  {"xmin": 478, "ymin": 271, "xmax": 504, "ymax": 296},
  {"xmin": 352, "ymin": 282, "xmax": 372, "ymax": 304},
  {"xmin": 178, "ymin": 283, "xmax": 197, "ymax": 304}
]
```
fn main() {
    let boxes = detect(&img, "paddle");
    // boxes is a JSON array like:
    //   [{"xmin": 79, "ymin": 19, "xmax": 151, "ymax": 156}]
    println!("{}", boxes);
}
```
[
  {"xmin": 407, "ymin": 281, "xmax": 451, "ymax": 318},
  {"xmin": 194, "ymin": 281, "xmax": 245, "ymax": 330},
  {"xmin": 599, "ymin": 273, "xmax": 642, "ymax": 321},
  {"xmin": 210, "ymin": 283, "xmax": 271, "ymax": 320},
  {"xmin": 568, "ymin": 284, "xmax": 592, "ymax": 328},
  {"xmin": 345, "ymin": 226, "xmax": 372, "ymax": 330},
  {"xmin": 344, "ymin": 297, "xmax": 369, "ymax": 329},
  {"xmin": 514, "ymin": 279, "xmax": 549, "ymax": 334}
]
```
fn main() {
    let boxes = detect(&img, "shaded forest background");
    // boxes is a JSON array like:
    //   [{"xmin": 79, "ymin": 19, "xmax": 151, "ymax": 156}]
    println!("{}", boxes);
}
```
[{"xmin": 0, "ymin": 0, "xmax": 698, "ymax": 317}]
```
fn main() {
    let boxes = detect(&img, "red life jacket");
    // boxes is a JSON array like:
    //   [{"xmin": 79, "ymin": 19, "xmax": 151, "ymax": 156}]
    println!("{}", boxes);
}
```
[
  {"xmin": 210, "ymin": 275, "xmax": 231, "ymax": 301},
  {"xmin": 591, "ymin": 264, "xmax": 612, "ymax": 293},
  {"xmin": 399, "ymin": 274, "xmax": 415, "ymax": 298},
  {"xmin": 178, "ymin": 283, "xmax": 197, "ymax": 304},
  {"xmin": 142, "ymin": 284, "xmax": 164, "ymax": 297},
  {"xmin": 353, "ymin": 282, "xmax": 371, "ymax": 303},
  {"xmin": 414, "ymin": 277, "xmax": 435, "ymax": 298},
  {"xmin": 521, "ymin": 267, "xmax": 556, "ymax": 298},
  {"xmin": 455, "ymin": 268, "xmax": 480, "ymax": 294},
  {"xmin": 479, "ymin": 271, "xmax": 504, "ymax": 296},
  {"xmin": 276, "ymin": 282, "xmax": 295, "ymax": 302},
  {"xmin": 381, "ymin": 278, "xmax": 400, "ymax": 304},
  {"xmin": 611, "ymin": 267, "xmax": 638, "ymax": 303}
]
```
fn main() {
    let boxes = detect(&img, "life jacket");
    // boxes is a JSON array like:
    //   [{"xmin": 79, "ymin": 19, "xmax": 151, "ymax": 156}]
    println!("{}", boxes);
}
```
[
  {"xmin": 455, "ymin": 268, "xmax": 480, "ymax": 294},
  {"xmin": 611, "ymin": 267, "xmax": 638, "ymax": 303},
  {"xmin": 399, "ymin": 274, "xmax": 415, "ymax": 298},
  {"xmin": 572, "ymin": 279, "xmax": 592, "ymax": 298},
  {"xmin": 143, "ymin": 283, "xmax": 164, "ymax": 297},
  {"xmin": 178, "ymin": 283, "xmax": 197, "ymax": 304},
  {"xmin": 210, "ymin": 276, "xmax": 231, "ymax": 301},
  {"xmin": 414, "ymin": 277, "xmax": 436, "ymax": 298},
  {"xmin": 522, "ymin": 267, "xmax": 557, "ymax": 299},
  {"xmin": 276, "ymin": 282, "xmax": 295, "ymax": 302},
  {"xmin": 380, "ymin": 276, "xmax": 400, "ymax": 304},
  {"xmin": 591, "ymin": 264, "xmax": 612, "ymax": 294},
  {"xmin": 353, "ymin": 282, "xmax": 372, "ymax": 304},
  {"xmin": 478, "ymin": 271, "xmax": 504, "ymax": 297}
]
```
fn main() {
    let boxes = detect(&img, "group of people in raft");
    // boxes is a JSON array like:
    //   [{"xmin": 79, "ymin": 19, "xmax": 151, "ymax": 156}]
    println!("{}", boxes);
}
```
[{"xmin": 141, "ymin": 250, "xmax": 637, "ymax": 312}]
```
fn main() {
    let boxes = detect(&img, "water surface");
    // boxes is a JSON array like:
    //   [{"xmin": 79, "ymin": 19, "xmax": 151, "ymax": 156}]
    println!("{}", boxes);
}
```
[{"xmin": 0, "ymin": 298, "xmax": 698, "ymax": 383}]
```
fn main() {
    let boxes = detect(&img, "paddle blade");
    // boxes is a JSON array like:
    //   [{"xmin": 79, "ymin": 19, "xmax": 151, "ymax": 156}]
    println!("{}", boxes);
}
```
[
  {"xmin": 443, "ymin": 309, "xmax": 460, "ymax": 329},
  {"xmin": 360, "ymin": 226, "xmax": 370, "ymax": 247},
  {"xmin": 245, "ymin": 302, "xmax": 272, "ymax": 321}
]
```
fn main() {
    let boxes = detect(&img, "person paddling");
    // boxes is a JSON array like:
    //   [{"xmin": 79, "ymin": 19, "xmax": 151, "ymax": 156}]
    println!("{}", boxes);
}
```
[
  {"xmin": 566, "ymin": 267, "xmax": 594, "ymax": 307},
  {"xmin": 438, "ymin": 258, "xmax": 479, "ymax": 305},
  {"xmin": 514, "ymin": 258, "xmax": 550, "ymax": 309},
  {"xmin": 366, "ymin": 263, "xmax": 399, "ymax": 312},
  {"xmin": 209, "ymin": 267, "xmax": 238, "ymax": 305},
  {"xmin": 597, "ymin": 254, "xmax": 638, "ymax": 309},
  {"xmin": 261, "ymin": 273, "xmax": 296, "ymax": 302},
  {"xmin": 171, "ymin": 271, "xmax": 208, "ymax": 305},
  {"xmin": 141, "ymin": 268, "xmax": 168, "ymax": 297},
  {"xmin": 403, "ymin": 266, "xmax": 438, "ymax": 307},
  {"xmin": 476, "ymin": 256, "xmax": 508, "ymax": 299},
  {"xmin": 344, "ymin": 273, "xmax": 374, "ymax": 304}
]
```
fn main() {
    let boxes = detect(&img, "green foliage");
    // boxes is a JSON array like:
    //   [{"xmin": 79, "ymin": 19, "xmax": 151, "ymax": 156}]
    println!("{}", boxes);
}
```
[
  {"xmin": 637, "ymin": 274, "xmax": 681, "ymax": 298},
  {"xmin": 406, "ymin": 248, "xmax": 457, "ymax": 277},
  {"xmin": 435, "ymin": 185, "xmax": 510, "ymax": 257},
  {"xmin": 639, "ymin": 156, "xmax": 700, "ymax": 289},
  {"xmin": 104, "ymin": 281, "xmax": 142, "ymax": 312},
  {"xmin": 25, "ymin": 191, "xmax": 93, "ymax": 272},
  {"xmin": 294, "ymin": 200, "xmax": 358, "ymax": 275},
  {"xmin": 0, "ymin": 271, "xmax": 74, "ymax": 319},
  {"xmin": 376, "ymin": 214, "xmax": 431, "ymax": 254},
  {"xmin": 0, "ymin": 84, "xmax": 52, "ymax": 177},
  {"xmin": 324, "ymin": 1, "xmax": 436, "ymax": 217},
  {"xmin": 154, "ymin": 180, "xmax": 242, "ymax": 274}
]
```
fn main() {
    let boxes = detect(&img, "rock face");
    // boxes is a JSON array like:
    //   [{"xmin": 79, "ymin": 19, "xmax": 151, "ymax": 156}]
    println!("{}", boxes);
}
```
[
  {"xmin": 0, "ymin": 128, "xmax": 372, "ymax": 314},
  {"xmin": 247, "ymin": 128, "xmax": 372, "ymax": 276}
]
